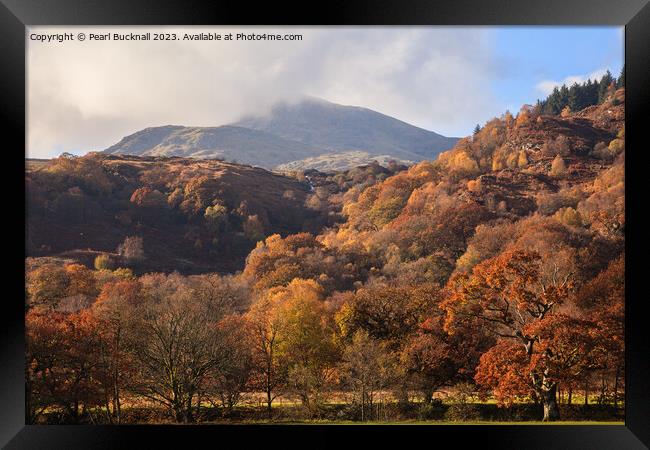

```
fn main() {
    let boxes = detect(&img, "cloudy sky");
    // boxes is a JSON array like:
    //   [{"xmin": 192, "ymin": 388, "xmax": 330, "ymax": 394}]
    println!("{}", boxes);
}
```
[{"xmin": 27, "ymin": 26, "xmax": 623, "ymax": 159}]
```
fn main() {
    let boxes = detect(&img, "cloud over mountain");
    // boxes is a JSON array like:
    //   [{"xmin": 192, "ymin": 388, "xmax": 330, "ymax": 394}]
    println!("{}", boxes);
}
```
[{"xmin": 28, "ymin": 26, "xmax": 497, "ymax": 158}]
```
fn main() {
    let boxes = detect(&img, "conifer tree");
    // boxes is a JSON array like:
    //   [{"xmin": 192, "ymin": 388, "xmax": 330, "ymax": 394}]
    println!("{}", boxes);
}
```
[
  {"xmin": 598, "ymin": 71, "xmax": 614, "ymax": 103},
  {"xmin": 617, "ymin": 65, "xmax": 625, "ymax": 88}
]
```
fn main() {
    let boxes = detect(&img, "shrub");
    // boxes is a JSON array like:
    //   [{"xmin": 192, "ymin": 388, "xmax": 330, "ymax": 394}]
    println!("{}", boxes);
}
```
[
  {"xmin": 591, "ymin": 142, "xmax": 610, "ymax": 160},
  {"xmin": 117, "ymin": 236, "xmax": 145, "ymax": 261},
  {"xmin": 608, "ymin": 138, "xmax": 624, "ymax": 157},
  {"xmin": 444, "ymin": 383, "xmax": 482, "ymax": 421},
  {"xmin": 550, "ymin": 155, "xmax": 567, "ymax": 177},
  {"xmin": 337, "ymin": 402, "xmax": 363, "ymax": 421},
  {"xmin": 94, "ymin": 254, "xmax": 114, "ymax": 271},
  {"xmin": 517, "ymin": 150, "xmax": 529, "ymax": 167},
  {"xmin": 444, "ymin": 402, "xmax": 482, "ymax": 422},
  {"xmin": 418, "ymin": 399, "xmax": 446, "ymax": 420}
]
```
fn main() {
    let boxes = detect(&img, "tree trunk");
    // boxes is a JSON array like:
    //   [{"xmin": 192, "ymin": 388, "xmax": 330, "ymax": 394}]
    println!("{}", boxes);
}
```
[
  {"xmin": 185, "ymin": 394, "xmax": 194, "ymax": 423},
  {"xmin": 361, "ymin": 386, "xmax": 365, "ymax": 422},
  {"xmin": 174, "ymin": 404, "xmax": 184, "ymax": 423},
  {"xmin": 113, "ymin": 369, "xmax": 121, "ymax": 421},
  {"xmin": 266, "ymin": 388, "xmax": 273, "ymax": 419},
  {"xmin": 568, "ymin": 387, "xmax": 572, "ymax": 406},
  {"xmin": 613, "ymin": 368, "xmax": 620, "ymax": 409},
  {"xmin": 266, "ymin": 353, "xmax": 273, "ymax": 419},
  {"xmin": 422, "ymin": 388, "xmax": 433, "ymax": 404},
  {"xmin": 541, "ymin": 383, "xmax": 560, "ymax": 422},
  {"xmin": 25, "ymin": 374, "xmax": 32, "ymax": 423}
]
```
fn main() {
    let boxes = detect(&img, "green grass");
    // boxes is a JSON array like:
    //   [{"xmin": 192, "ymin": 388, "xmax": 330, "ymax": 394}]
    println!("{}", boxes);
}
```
[{"xmin": 241, "ymin": 420, "xmax": 624, "ymax": 426}]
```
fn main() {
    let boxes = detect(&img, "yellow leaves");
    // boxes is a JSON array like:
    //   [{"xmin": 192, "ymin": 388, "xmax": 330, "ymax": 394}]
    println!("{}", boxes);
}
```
[
  {"xmin": 445, "ymin": 151, "xmax": 480, "ymax": 176},
  {"xmin": 504, "ymin": 111, "xmax": 515, "ymax": 128},
  {"xmin": 503, "ymin": 150, "xmax": 528, "ymax": 169},
  {"xmin": 410, "ymin": 161, "xmax": 440, "ymax": 181},
  {"xmin": 204, "ymin": 203, "xmax": 227, "ymax": 221},
  {"xmin": 455, "ymin": 245, "xmax": 481, "ymax": 273},
  {"xmin": 271, "ymin": 278, "xmax": 324, "ymax": 305},
  {"xmin": 506, "ymin": 152, "xmax": 519, "ymax": 169},
  {"xmin": 491, "ymin": 144, "xmax": 510, "ymax": 172},
  {"xmin": 64, "ymin": 263, "xmax": 98, "ymax": 298},
  {"xmin": 616, "ymin": 125, "xmax": 625, "ymax": 139},
  {"xmin": 94, "ymin": 254, "xmax": 113, "ymax": 271},
  {"xmin": 517, "ymin": 151, "xmax": 529, "ymax": 168},
  {"xmin": 607, "ymin": 137, "xmax": 624, "ymax": 157},
  {"xmin": 368, "ymin": 196, "xmax": 405, "ymax": 227},
  {"xmin": 515, "ymin": 109, "xmax": 530, "ymax": 127},
  {"xmin": 492, "ymin": 157, "xmax": 505, "ymax": 172},
  {"xmin": 550, "ymin": 155, "xmax": 567, "ymax": 177},
  {"xmin": 553, "ymin": 207, "xmax": 583, "ymax": 228}
]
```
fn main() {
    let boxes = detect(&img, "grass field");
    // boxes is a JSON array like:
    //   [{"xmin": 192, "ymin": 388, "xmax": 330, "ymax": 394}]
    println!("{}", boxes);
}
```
[
  {"xmin": 244, "ymin": 420, "xmax": 625, "ymax": 425},
  {"xmin": 35, "ymin": 391, "xmax": 624, "ymax": 425}
]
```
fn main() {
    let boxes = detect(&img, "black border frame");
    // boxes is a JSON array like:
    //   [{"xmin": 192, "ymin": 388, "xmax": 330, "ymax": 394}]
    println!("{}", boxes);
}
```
[{"xmin": 2, "ymin": 1, "xmax": 649, "ymax": 448}]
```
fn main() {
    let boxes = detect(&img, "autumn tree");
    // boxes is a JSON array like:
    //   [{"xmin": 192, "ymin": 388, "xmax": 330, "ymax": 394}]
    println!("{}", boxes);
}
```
[
  {"xmin": 127, "ymin": 273, "xmax": 223, "ymax": 422},
  {"xmin": 94, "ymin": 254, "xmax": 114, "ymax": 271},
  {"xmin": 337, "ymin": 283, "xmax": 439, "ymax": 347},
  {"xmin": 201, "ymin": 314, "xmax": 254, "ymax": 415},
  {"xmin": 26, "ymin": 310, "xmax": 104, "ymax": 423},
  {"xmin": 130, "ymin": 187, "xmax": 166, "ymax": 208},
  {"xmin": 275, "ymin": 281, "xmax": 339, "ymax": 415},
  {"xmin": 189, "ymin": 273, "xmax": 250, "ymax": 315},
  {"xmin": 244, "ymin": 285, "xmax": 291, "ymax": 417},
  {"xmin": 550, "ymin": 155, "xmax": 567, "ymax": 177},
  {"xmin": 179, "ymin": 175, "xmax": 219, "ymax": 217},
  {"xmin": 400, "ymin": 314, "xmax": 490, "ymax": 405},
  {"xmin": 61, "ymin": 264, "xmax": 99, "ymax": 311},
  {"xmin": 575, "ymin": 256, "xmax": 625, "ymax": 407},
  {"xmin": 515, "ymin": 107, "xmax": 531, "ymax": 127},
  {"xmin": 26, "ymin": 264, "xmax": 70, "ymax": 309},
  {"xmin": 243, "ymin": 214, "xmax": 265, "ymax": 243},
  {"xmin": 204, "ymin": 203, "xmax": 228, "ymax": 233},
  {"xmin": 117, "ymin": 236, "xmax": 145, "ymax": 262},
  {"xmin": 443, "ymin": 249, "xmax": 576, "ymax": 420},
  {"xmin": 340, "ymin": 330, "xmax": 395, "ymax": 421},
  {"xmin": 26, "ymin": 263, "xmax": 98, "ymax": 312},
  {"xmin": 91, "ymin": 278, "xmax": 143, "ymax": 423}
]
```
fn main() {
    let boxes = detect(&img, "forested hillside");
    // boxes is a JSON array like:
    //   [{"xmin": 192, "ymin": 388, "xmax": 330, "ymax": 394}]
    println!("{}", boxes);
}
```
[
  {"xmin": 27, "ymin": 155, "xmax": 344, "ymax": 273},
  {"xmin": 25, "ymin": 88, "xmax": 625, "ymax": 424}
]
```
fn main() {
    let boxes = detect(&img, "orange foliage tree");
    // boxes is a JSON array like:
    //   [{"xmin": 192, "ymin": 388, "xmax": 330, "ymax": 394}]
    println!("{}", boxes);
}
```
[{"xmin": 442, "ymin": 249, "xmax": 582, "ymax": 421}]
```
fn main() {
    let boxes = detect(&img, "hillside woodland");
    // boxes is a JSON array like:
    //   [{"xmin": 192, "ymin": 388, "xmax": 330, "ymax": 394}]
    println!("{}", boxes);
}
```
[{"xmin": 25, "ymin": 85, "xmax": 625, "ymax": 424}]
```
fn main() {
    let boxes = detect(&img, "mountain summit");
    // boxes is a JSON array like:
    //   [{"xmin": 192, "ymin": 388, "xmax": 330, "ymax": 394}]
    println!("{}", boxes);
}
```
[
  {"xmin": 234, "ymin": 97, "xmax": 459, "ymax": 161},
  {"xmin": 104, "ymin": 98, "xmax": 459, "ymax": 170}
]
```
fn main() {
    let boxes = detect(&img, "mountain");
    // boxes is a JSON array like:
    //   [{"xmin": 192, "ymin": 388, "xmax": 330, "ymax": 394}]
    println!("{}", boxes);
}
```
[
  {"xmin": 103, "ymin": 125, "xmax": 325, "ymax": 168},
  {"xmin": 103, "ymin": 98, "xmax": 459, "ymax": 170},
  {"xmin": 234, "ymin": 97, "xmax": 459, "ymax": 161}
]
